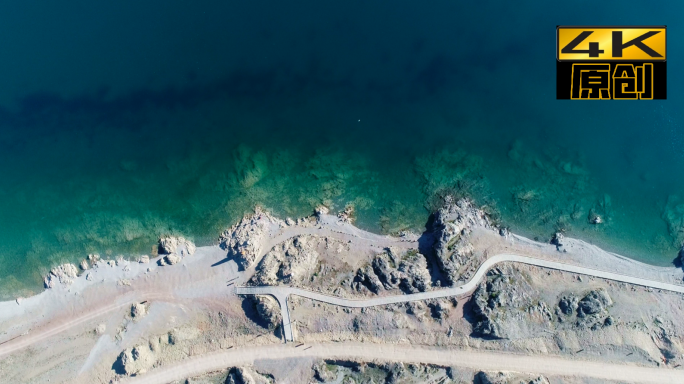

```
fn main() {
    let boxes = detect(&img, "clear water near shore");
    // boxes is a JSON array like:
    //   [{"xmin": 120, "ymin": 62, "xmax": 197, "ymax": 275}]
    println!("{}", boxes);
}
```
[{"xmin": 0, "ymin": 1, "xmax": 683, "ymax": 298}]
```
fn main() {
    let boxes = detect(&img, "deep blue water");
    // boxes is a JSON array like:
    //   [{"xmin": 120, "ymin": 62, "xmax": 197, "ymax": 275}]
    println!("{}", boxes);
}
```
[{"xmin": 0, "ymin": 1, "xmax": 683, "ymax": 298}]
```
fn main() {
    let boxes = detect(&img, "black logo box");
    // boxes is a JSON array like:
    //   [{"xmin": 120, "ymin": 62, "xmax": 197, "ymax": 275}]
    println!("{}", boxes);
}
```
[{"xmin": 556, "ymin": 61, "xmax": 667, "ymax": 99}]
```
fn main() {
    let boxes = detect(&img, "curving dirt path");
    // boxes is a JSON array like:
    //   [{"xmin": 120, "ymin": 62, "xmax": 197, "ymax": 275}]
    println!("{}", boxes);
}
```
[
  {"xmin": 237, "ymin": 253, "xmax": 684, "ymax": 341},
  {"xmin": 0, "ymin": 292, "xmax": 175, "ymax": 358},
  {"xmin": 120, "ymin": 342, "xmax": 684, "ymax": 384}
]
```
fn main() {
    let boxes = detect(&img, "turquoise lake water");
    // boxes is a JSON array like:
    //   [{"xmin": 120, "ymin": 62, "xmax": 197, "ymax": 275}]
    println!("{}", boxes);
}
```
[{"xmin": 0, "ymin": 1, "xmax": 683, "ymax": 298}]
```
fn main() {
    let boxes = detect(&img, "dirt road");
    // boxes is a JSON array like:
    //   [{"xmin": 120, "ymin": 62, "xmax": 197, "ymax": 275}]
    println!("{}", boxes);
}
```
[{"xmin": 121, "ymin": 342, "xmax": 684, "ymax": 384}]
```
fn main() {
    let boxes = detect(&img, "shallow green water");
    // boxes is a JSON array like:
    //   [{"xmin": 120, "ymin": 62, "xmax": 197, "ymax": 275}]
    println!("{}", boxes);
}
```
[{"xmin": 0, "ymin": 1, "xmax": 683, "ymax": 298}]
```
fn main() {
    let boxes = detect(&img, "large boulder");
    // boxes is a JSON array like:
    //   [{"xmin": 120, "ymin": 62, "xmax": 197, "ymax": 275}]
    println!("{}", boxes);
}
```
[
  {"xmin": 469, "ymin": 266, "xmax": 552, "ymax": 340},
  {"xmin": 44, "ymin": 263, "xmax": 79, "ymax": 288},
  {"xmin": 475, "ymin": 371, "xmax": 549, "ymax": 384},
  {"xmin": 353, "ymin": 249, "xmax": 431, "ymax": 295},
  {"xmin": 158, "ymin": 236, "xmax": 196, "ymax": 256},
  {"xmin": 431, "ymin": 199, "xmax": 491, "ymax": 285},
  {"xmin": 245, "ymin": 295, "xmax": 281, "ymax": 329},
  {"xmin": 558, "ymin": 295, "xmax": 578, "ymax": 315},
  {"xmin": 475, "ymin": 371, "xmax": 510, "ymax": 384},
  {"xmin": 117, "ymin": 344, "xmax": 155, "ymax": 376},
  {"xmin": 220, "ymin": 209, "xmax": 280, "ymax": 270},
  {"xmin": 353, "ymin": 265, "xmax": 384, "ymax": 294},
  {"xmin": 249, "ymin": 235, "xmax": 319, "ymax": 286},
  {"xmin": 225, "ymin": 366, "xmax": 273, "ymax": 384},
  {"xmin": 577, "ymin": 289, "xmax": 612, "ymax": 318},
  {"xmin": 131, "ymin": 303, "xmax": 147, "ymax": 319}
]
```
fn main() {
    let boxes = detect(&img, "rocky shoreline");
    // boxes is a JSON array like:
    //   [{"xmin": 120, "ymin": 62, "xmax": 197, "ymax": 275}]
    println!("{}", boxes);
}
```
[{"xmin": 1, "ymin": 199, "xmax": 684, "ymax": 383}]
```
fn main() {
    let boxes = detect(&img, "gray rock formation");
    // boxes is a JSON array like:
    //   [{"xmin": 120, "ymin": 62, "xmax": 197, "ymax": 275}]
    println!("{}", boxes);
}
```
[
  {"xmin": 131, "ymin": 303, "xmax": 147, "ymax": 318},
  {"xmin": 44, "ymin": 263, "xmax": 79, "ymax": 288},
  {"xmin": 353, "ymin": 249, "xmax": 431, "ymax": 295},
  {"xmin": 316, "ymin": 360, "xmax": 462, "ymax": 383},
  {"xmin": 475, "ymin": 371, "xmax": 510, "ymax": 384},
  {"xmin": 353, "ymin": 264, "xmax": 384, "ymax": 294},
  {"xmin": 158, "ymin": 235, "xmax": 196, "ymax": 256},
  {"xmin": 577, "ymin": 289, "xmax": 612, "ymax": 318},
  {"xmin": 556, "ymin": 289, "xmax": 614, "ymax": 329},
  {"xmin": 475, "ymin": 371, "xmax": 549, "ymax": 384},
  {"xmin": 470, "ymin": 267, "xmax": 552, "ymax": 339},
  {"xmin": 160, "ymin": 253, "xmax": 182, "ymax": 266},
  {"xmin": 245, "ymin": 295, "xmax": 281, "ymax": 329},
  {"xmin": 431, "ymin": 199, "xmax": 492, "ymax": 285},
  {"xmin": 312, "ymin": 362, "xmax": 336, "ymax": 382},
  {"xmin": 427, "ymin": 298, "xmax": 453, "ymax": 320},
  {"xmin": 558, "ymin": 295, "xmax": 578, "ymax": 315},
  {"xmin": 220, "ymin": 209, "xmax": 280, "ymax": 270},
  {"xmin": 249, "ymin": 235, "xmax": 319, "ymax": 286},
  {"xmin": 384, "ymin": 362, "xmax": 407, "ymax": 384},
  {"xmin": 225, "ymin": 366, "xmax": 273, "ymax": 384},
  {"xmin": 117, "ymin": 344, "xmax": 155, "ymax": 376}
]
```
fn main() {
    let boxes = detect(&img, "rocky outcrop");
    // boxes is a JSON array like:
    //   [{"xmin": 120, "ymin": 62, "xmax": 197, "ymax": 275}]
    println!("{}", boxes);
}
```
[
  {"xmin": 353, "ymin": 265, "xmax": 384, "ymax": 294},
  {"xmin": 314, "ymin": 360, "xmax": 454, "ymax": 383},
  {"xmin": 384, "ymin": 362, "xmax": 408, "ymax": 384},
  {"xmin": 131, "ymin": 303, "xmax": 147, "ymax": 319},
  {"xmin": 475, "ymin": 371, "xmax": 510, "ymax": 384},
  {"xmin": 158, "ymin": 236, "xmax": 196, "ymax": 256},
  {"xmin": 556, "ymin": 289, "xmax": 614, "ymax": 329},
  {"xmin": 244, "ymin": 295, "xmax": 281, "ymax": 329},
  {"xmin": 220, "ymin": 208, "xmax": 281, "ymax": 270},
  {"xmin": 431, "ymin": 199, "xmax": 492, "ymax": 285},
  {"xmin": 225, "ymin": 366, "xmax": 273, "ymax": 384},
  {"xmin": 475, "ymin": 371, "xmax": 549, "ymax": 384},
  {"xmin": 577, "ymin": 289, "xmax": 612, "ymax": 317},
  {"xmin": 44, "ymin": 263, "xmax": 79, "ymax": 288},
  {"xmin": 117, "ymin": 344, "xmax": 155, "ymax": 376},
  {"xmin": 470, "ymin": 267, "xmax": 552, "ymax": 339},
  {"xmin": 558, "ymin": 295, "xmax": 578, "ymax": 315},
  {"xmin": 427, "ymin": 298, "xmax": 454, "ymax": 320},
  {"xmin": 158, "ymin": 253, "xmax": 182, "ymax": 266},
  {"xmin": 352, "ymin": 249, "xmax": 431, "ymax": 295},
  {"xmin": 156, "ymin": 236, "xmax": 195, "ymax": 267},
  {"xmin": 254, "ymin": 296, "xmax": 281, "ymax": 328},
  {"xmin": 249, "ymin": 236, "xmax": 319, "ymax": 286},
  {"xmin": 337, "ymin": 205, "xmax": 355, "ymax": 223},
  {"xmin": 312, "ymin": 361, "xmax": 336, "ymax": 382}
]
